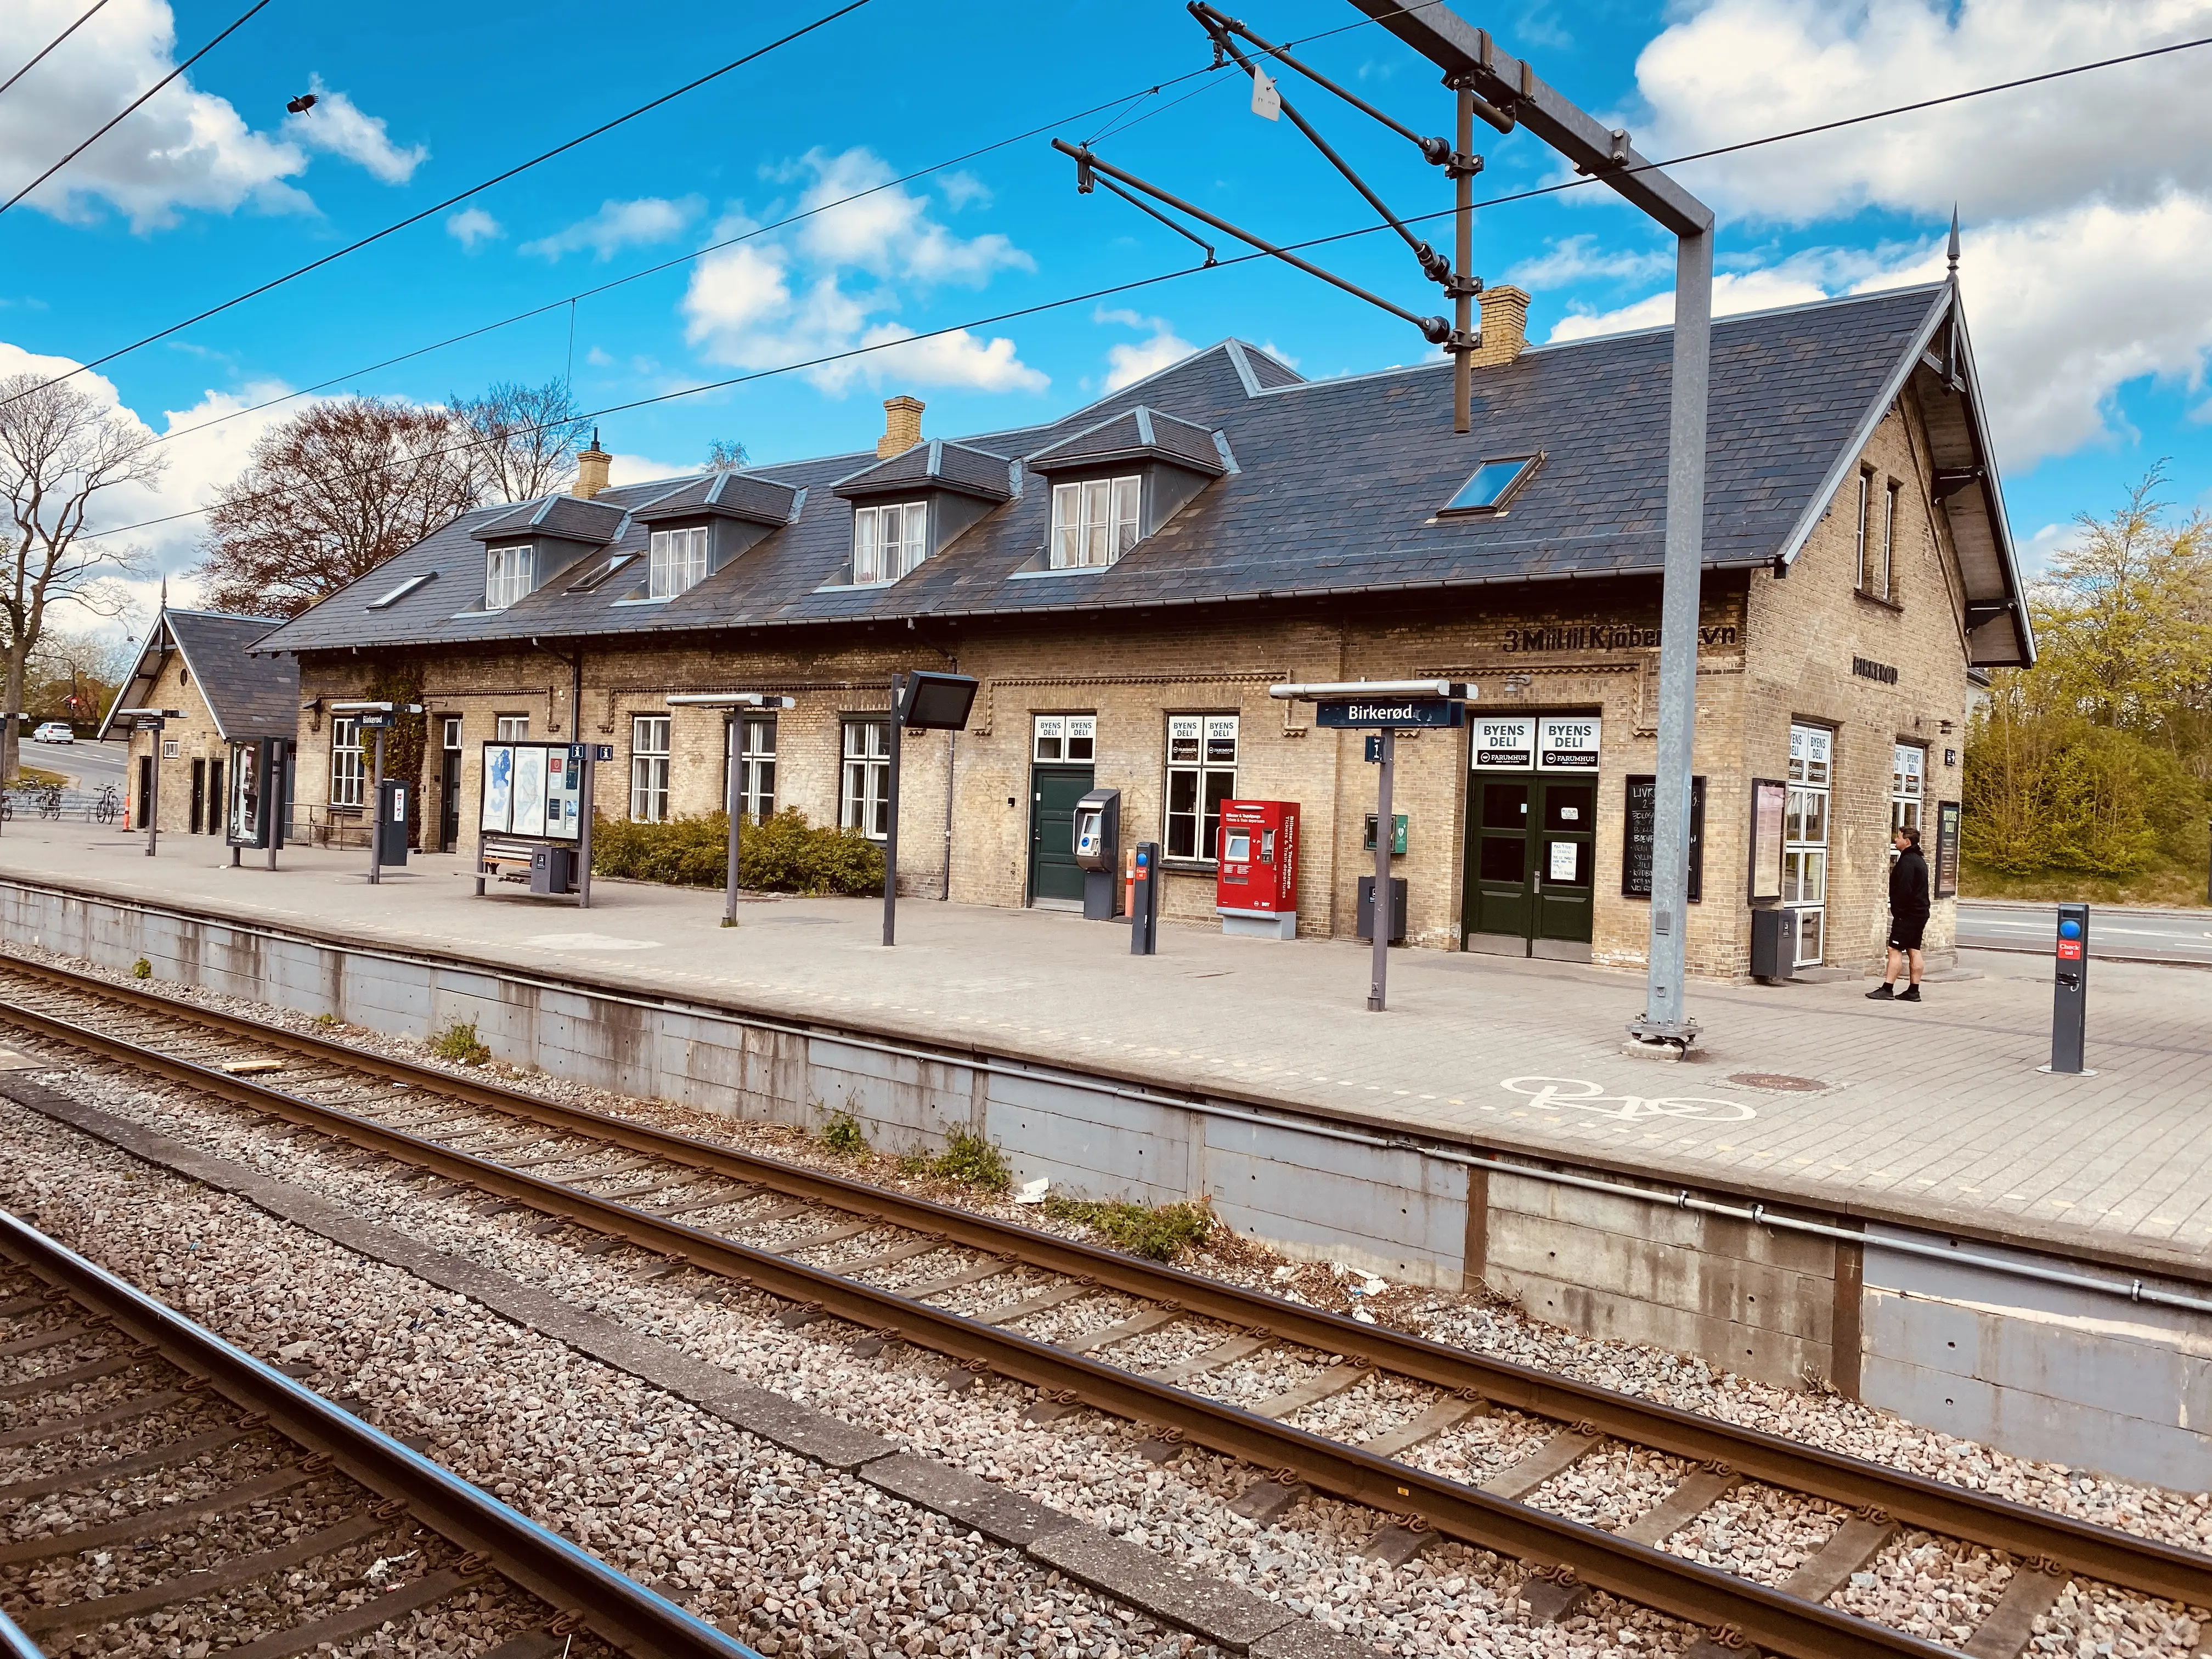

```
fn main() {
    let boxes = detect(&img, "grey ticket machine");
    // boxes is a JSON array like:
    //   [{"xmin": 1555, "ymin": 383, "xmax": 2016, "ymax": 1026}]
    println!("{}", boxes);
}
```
[{"xmin": 1073, "ymin": 787, "xmax": 1120, "ymax": 921}]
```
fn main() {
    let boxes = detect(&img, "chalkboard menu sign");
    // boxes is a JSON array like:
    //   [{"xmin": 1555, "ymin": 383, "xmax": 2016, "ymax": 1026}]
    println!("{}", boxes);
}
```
[
  {"xmin": 1622, "ymin": 774, "xmax": 1705, "ymax": 901},
  {"xmin": 1933, "ymin": 799, "xmax": 1961, "ymax": 899}
]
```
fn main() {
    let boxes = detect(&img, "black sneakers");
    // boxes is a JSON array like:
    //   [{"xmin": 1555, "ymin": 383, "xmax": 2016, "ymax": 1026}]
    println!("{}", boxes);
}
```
[
  {"xmin": 1897, "ymin": 985, "xmax": 1922, "ymax": 1002},
  {"xmin": 1866, "ymin": 983, "xmax": 1894, "ymax": 1000}
]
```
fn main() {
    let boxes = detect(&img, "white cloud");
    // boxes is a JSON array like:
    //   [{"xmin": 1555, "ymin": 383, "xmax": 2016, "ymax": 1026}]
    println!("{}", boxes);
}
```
[
  {"xmin": 1544, "ymin": 268, "xmax": 1830, "ymax": 343},
  {"xmin": 1507, "ymin": 235, "xmax": 1672, "ymax": 290},
  {"xmin": 0, "ymin": 3, "xmax": 420, "ymax": 230},
  {"xmin": 1096, "ymin": 309, "xmax": 1198, "ymax": 392},
  {"xmin": 283, "ymin": 77, "xmax": 425, "ymax": 185},
  {"xmin": 938, "ymin": 171, "xmax": 991, "ymax": 211},
  {"xmin": 680, "ymin": 151, "xmax": 1043, "ymax": 396},
  {"xmin": 445, "ymin": 207, "xmax": 502, "ymax": 251},
  {"xmin": 607, "ymin": 452, "xmax": 696, "ymax": 488},
  {"xmin": 1634, "ymin": 0, "xmax": 2212, "ymax": 225},
  {"xmin": 523, "ymin": 196, "xmax": 704, "ymax": 262}
]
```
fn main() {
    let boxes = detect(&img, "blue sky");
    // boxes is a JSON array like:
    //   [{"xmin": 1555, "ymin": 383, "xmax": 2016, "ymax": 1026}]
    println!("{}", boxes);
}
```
[{"xmin": 4, "ymin": 0, "xmax": 2210, "ymax": 602}]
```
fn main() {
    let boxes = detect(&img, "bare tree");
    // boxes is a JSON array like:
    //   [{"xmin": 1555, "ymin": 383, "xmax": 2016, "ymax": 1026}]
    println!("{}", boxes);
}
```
[
  {"xmin": 706, "ymin": 438, "xmax": 749, "ymax": 472},
  {"xmin": 26, "ymin": 625, "xmax": 131, "ymax": 726},
  {"xmin": 190, "ymin": 396, "xmax": 479, "ymax": 620},
  {"xmin": 450, "ymin": 377, "xmax": 590, "ymax": 501},
  {"xmin": 0, "ymin": 373, "xmax": 163, "ymax": 781}
]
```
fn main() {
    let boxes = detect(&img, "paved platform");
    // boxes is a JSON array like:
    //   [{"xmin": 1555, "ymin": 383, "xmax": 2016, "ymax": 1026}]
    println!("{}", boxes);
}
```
[{"xmin": 4, "ymin": 822, "xmax": 2210, "ymax": 1279}]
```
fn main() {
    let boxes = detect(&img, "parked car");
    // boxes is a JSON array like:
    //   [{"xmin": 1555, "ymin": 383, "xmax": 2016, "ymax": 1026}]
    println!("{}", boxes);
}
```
[{"xmin": 31, "ymin": 723, "xmax": 74, "ymax": 744}]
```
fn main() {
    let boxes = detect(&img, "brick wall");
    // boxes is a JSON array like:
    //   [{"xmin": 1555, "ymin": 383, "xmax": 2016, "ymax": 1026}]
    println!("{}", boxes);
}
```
[{"xmin": 119, "ymin": 653, "xmax": 232, "ymax": 838}]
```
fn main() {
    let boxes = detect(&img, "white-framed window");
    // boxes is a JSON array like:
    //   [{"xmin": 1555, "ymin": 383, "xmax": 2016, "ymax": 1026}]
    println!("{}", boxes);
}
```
[
  {"xmin": 648, "ymin": 525, "xmax": 711, "ymax": 600},
  {"xmin": 161, "ymin": 738, "xmax": 180, "ymax": 759},
  {"xmin": 1032, "ymin": 714, "xmax": 1097, "ymax": 763},
  {"xmin": 738, "ymin": 715, "xmax": 777, "ymax": 819},
  {"xmin": 1049, "ymin": 476, "xmax": 1140, "ymax": 568},
  {"xmin": 331, "ymin": 718, "xmax": 364, "ymax": 809},
  {"xmin": 1784, "ymin": 723, "xmax": 1832, "ymax": 966},
  {"xmin": 1891, "ymin": 742, "xmax": 1925, "ymax": 839},
  {"xmin": 486, "ymin": 543, "xmax": 535, "ymax": 610},
  {"xmin": 630, "ymin": 715, "xmax": 670, "ymax": 822},
  {"xmin": 1165, "ymin": 713, "xmax": 1238, "ymax": 862},
  {"xmin": 853, "ymin": 501, "xmax": 927, "ymax": 586},
  {"xmin": 495, "ymin": 714, "xmax": 529, "ymax": 741},
  {"xmin": 841, "ymin": 718, "xmax": 891, "ymax": 839},
  {"xmin": 442, "ymin": 716, "xmax": 462, "ymax": 751},
  {"xmin": 1879, "ymin": 480, "xmax": 1899, "ymax": 600}
]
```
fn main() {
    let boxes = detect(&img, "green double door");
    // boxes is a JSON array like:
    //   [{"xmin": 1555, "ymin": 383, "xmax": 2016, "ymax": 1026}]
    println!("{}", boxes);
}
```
[
  {"xmin": 1028, "ymin": 766, "xmax": 1093, "ymax": 904},
  {"xmin": 1463, "ymin": 774, "xmax": 1597, "ymax": 950}
]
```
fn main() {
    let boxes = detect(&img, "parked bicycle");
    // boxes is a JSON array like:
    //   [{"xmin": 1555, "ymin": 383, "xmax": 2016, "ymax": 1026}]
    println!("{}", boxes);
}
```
[
  {"xmin": 93, "ymin": 783, "xmax": 120, "ymax": 825},
  {"xmin": 35, "ymin": 784, "xmax": 61, "ymax": 820}
]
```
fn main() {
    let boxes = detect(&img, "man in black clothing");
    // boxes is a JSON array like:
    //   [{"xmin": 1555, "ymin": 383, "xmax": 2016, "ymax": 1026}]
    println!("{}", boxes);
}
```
[{"xmin": 1867, "ymin": 825, "xmax": 1931, "ymax": 1002}]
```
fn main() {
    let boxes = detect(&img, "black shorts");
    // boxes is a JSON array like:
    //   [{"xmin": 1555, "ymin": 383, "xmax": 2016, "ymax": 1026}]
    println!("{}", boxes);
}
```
[{"xmin": 1888, "ymin": 915, "xmax": 1927, "ymax": 951}]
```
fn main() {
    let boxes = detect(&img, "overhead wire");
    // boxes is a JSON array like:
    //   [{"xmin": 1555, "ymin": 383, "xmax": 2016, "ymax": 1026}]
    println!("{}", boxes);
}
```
[
  {"xmin": 139, "ymin": 1, "xmax": 1455, "ymax": 457},
  {"xmin": 0, "ymin": 0, "xmax": 274, "ymax": 221},
  {"xmin": 0, "ymin": 0, "xmax": 876, "ymax": 407},
  {"xmin": 0, "ymin": 0, "xmax": 114, "ymax": 102},
  {"xmin": 63, "ymin": 26, "xmax": 2212, "ymax": 548}
]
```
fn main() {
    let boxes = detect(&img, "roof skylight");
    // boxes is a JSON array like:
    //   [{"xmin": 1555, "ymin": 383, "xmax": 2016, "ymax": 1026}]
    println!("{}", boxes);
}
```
[
  {"xmin": 566, "ymin": 551, "xmax": 641, "ymax": 593},
  {"xmin": 1441, "ymin": 454, "xmax": 1541, "ymax": 515},
  {"xmin": 367, "ymin": 571, "xmax": 437, "ymax": 610}
]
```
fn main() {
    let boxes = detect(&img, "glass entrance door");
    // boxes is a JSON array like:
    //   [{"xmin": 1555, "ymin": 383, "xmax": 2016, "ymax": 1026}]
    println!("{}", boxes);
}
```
[
  {"xmin": 1469, "ymin": 780, "xmax": 1532, "ymax": 939},
  {"xmin": 1785, "ymin": 724, "xmax": 1832, "ymax": 966},
  {"xmin": 1534, "ymin": 781, "xmax": 1596, "ymax": 943}
]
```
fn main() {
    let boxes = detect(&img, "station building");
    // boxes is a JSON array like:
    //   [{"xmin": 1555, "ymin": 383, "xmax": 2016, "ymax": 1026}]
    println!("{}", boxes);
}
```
[
  {"xmin": 254, "ymin": 280, "xmax": 2029, "ymax": 979},
  {"xmin": 101, "ymin": 605, "xmax": 300, "ymax": 836}
]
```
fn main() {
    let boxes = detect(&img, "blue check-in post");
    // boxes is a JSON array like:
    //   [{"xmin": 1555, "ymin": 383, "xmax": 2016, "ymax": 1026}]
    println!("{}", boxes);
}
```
[
  {"xmin": 2049, "ymin": 903, "xmax": 2090, "ymax": 1074},
  {"xmin": 1268, "ymin": 680, "xmax": 1475, "ymax": 1011}
]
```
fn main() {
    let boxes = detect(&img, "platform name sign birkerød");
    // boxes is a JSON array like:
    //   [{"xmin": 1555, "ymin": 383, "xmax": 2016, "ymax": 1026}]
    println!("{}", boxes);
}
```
[{"xmin": 1315, "ymin": 697, "xmax": 1465, "ymax": 728}]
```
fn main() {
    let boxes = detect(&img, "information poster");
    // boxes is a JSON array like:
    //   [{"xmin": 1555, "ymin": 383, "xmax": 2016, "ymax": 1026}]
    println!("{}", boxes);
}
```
[
  {"xmin": 481, "ymin": 744, "xmax": 514, "ymax": 832},
  {"xmin": 512, "ymin": 745, "xmax": 548, "ymax": 836},
  {"xmin": 1934, "ymin": 799, "xmax": 1962, "ymax": 898},
  {"xmin": 543, "ymin": 746, "xmax": 583, "ymax": 842},
  {"xmin": 1749, "ymin": 777, "xmax": 1785, "ymax": 901},
  {"xmin": 1472, "ymin": 715, "xmax": 1533, "ymax": 769},
  {"xmin": 1538, "ymin": 715, "xmax": 1601, "ymax": 770},
  {"xmin": 1621, "ymin": 774, "xmax": 1706, "ymax": 901}
]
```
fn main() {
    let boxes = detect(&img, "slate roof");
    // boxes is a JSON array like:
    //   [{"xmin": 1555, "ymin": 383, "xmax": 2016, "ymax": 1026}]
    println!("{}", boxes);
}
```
[
  {"xmin": 100, "ymin": 608, "xmax": 298, "ymax": 741},
  {"xmin": 1026, "ymin": 407, "xmax": 1225, "ymax": 476},
  {"xmin": 833, "ymin": 439, "xmax": 1015, "ymax": 503},
  {"xmin": 633, "ymin": 469, "xmax": 799, "ymax": 526},
  {"xmin": 255, "ymin": 285, "xmax": 2029, "ymax": 665},
  {"xmin": 469, "ymin": 492, "xmax": 627, "ymax": 545}
]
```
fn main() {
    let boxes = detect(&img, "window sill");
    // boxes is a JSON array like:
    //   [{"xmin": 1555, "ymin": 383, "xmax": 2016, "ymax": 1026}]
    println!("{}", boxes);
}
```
[
  {"xmin": 612, "ymin": 595, "xmax": 679, "ymax": 607},
  {"xmin": 1008, "ymin": 563, "xmax": 1112, "ymax": 580},
  {"xmin": 1853, "ymin": 587, "xmax": 1903, "ymax": 613},
  {"xmin": 813, "ymin": 579, "xmax": 908, "ymax": 594},
  {"xmin": 1161, "ymin": 859, "xmax": 1217, "ymax": 875}
]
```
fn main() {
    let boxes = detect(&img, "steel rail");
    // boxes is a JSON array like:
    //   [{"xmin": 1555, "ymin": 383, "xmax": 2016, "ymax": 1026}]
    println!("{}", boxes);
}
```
[
  {"xmin": 0, "ymin": 964, "xmax": 2200, "ymax": 1610},
  {"xmin": 0, "ymin": 1207, "xmax": 753, "ymax": 1659},
  {"xmin": 0, "ymin": 995, "xmax": 1955, "ymax": 1659}
]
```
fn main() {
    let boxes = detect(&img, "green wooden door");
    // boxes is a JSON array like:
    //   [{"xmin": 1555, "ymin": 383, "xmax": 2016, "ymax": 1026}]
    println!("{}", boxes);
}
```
[
  {"xmin": 1463, "ymin": 778, "xmax": 1534, "ymax": 940},
  {"xmin": 1028, "ymin": 766, "xmax": 1094, "ymax": 903},
  {"xmin": 1533, "ymin": 780, "xmax": 1596, "ymax": 943}
]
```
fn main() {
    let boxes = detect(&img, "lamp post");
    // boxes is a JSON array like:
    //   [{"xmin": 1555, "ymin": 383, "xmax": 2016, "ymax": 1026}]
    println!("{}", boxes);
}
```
[
  {"xmin": 112, "ymin": 708, "xmax": 184, "ymax": 857},
  {"xmin": 666, "ymin": 693, "xmax": 798, "ymax": 928},
  {"xmin": 879, "ymin": 671, "xmax": 981, "ymax": 947},
  {"xmin": 329, "ymin": 702, "xmax": 424, "ymax": 885}
]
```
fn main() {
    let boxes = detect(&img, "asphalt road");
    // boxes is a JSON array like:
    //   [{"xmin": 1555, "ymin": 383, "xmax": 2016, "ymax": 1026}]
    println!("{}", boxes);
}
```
[
  {"xmin": 22, "ymin": 738, "xmax": 128, "ymax": 788},
  {"xmin": 1958, "ymin": 899, "xmax": 2212, "ymax": 965}
]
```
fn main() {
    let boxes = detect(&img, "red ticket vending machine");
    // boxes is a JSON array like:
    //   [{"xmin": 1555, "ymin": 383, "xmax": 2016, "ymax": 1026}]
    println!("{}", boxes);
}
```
[{"xmin": 1216, "ymin": 800, "xmax": 1300, "ymax": 939}]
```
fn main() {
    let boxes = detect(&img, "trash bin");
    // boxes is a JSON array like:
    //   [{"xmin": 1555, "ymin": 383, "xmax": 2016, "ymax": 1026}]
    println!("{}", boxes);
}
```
[
  {"xmin": 375, "ymin": 780, "xmax": 409, "ymax": 867},
  {"xmin": 1356, "ymin": 876, "xmax": 1407, "ymax": 944},
  {"xmin": 529, "ymin": 844, "xmax": 576, "ymax": 895},
  {"xmin": 1750, "ymin": 906, "xmax": 1799, "ymax": 983}
]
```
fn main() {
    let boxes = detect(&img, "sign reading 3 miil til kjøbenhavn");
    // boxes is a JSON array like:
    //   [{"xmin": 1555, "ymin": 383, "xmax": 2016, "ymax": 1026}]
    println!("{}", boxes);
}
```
[{"xmin": 1314, "ymin": 698, "xmax": 1466, "ymax": 729}]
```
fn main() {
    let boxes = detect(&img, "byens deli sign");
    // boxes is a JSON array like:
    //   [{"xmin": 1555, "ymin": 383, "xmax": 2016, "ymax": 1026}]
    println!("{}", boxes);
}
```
[{"xmin": 1473, "ymin": 715, "xmax": 1602, "ymax": 770}]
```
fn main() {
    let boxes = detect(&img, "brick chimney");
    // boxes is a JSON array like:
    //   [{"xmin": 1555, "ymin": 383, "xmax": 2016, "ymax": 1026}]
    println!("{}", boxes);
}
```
[
  {"xmin": 1469, "ymin": 285, "xmax": 1531, "ymax": 368},
  {"xmin": 877, "ymin": 394, "xmax": 925, "ymax": 459},
  {"xmin": 572, "ymin": 428, "xmax": 611, "ymax": 499}
]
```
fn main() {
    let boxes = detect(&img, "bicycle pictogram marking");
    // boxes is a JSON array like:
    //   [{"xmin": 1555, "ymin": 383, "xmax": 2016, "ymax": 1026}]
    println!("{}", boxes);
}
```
[{"xmin": 1499, "ymin": 1076, "xmax": 1757, "ymax": 1124}]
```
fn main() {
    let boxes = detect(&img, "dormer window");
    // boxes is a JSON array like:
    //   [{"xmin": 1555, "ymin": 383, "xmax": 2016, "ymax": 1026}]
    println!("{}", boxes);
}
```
[
  {"xmin": 1051, "ymin": 476, "xmax": 1140, "ymax": 569},
  {"xmin": 648, "ymin": 526, "xmax": 710, "ymax": 599},
  {"xmin": 854, "ymin": 501, "xmax": 927, "ymax": 586},
  {"xmin": 485, "ymin": 543, "xmax": 535, "ymax": 610}
]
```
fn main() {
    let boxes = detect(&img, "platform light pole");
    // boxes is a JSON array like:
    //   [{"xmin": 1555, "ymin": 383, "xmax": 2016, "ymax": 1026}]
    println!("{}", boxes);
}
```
[
  {"xmin": 112, "ymin": 708, "xmax": 183, "ymax": 857},
  {"xmin": 880, "ymin": 672, "xmax": 980, "ymax": 947},
  {"xmin": 1344, "ymin": 2, "xmax": 1716, "ymax": 1052},
  {"xmin": 667, "ymin": 693, "xmax": 798, "ymax": 928},
  {"xmin": 330, "ymin": 701, "xmax": 424, "ymax": 886}
]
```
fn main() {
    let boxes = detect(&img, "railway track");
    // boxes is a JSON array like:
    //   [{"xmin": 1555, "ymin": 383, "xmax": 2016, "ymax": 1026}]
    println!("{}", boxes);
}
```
[
  {"xmin": 0, "ymin": 1199, "xmax": 748, "ymax": 1657},
  {"xmin": 0, "ymin": 951, "xmax": 2203, "ymax": 1659}
]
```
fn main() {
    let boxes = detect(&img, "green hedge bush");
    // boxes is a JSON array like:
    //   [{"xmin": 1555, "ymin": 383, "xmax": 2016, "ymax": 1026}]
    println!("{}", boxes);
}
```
[{"xmin": 591, "ymin": 809, "xmax": 884, "ymax": 896}]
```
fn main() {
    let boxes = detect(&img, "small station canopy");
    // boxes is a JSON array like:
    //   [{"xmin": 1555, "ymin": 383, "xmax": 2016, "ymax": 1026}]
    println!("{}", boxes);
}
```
[
  {"xmin": 111, "ymin": 706, "xmax": 184, "ymax": 725},
  {"xmin": 327, "ymin": 699, "xmax": 424, "ymax": 724}
]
